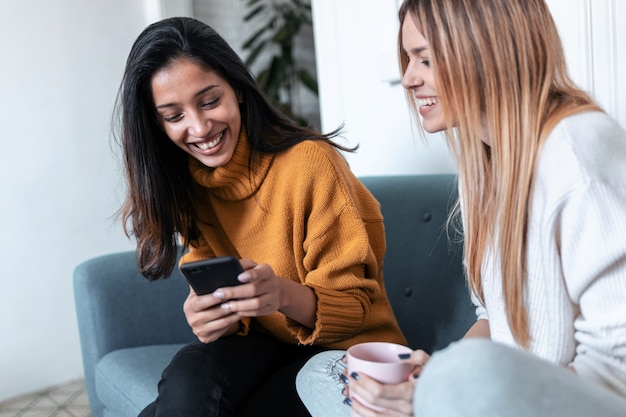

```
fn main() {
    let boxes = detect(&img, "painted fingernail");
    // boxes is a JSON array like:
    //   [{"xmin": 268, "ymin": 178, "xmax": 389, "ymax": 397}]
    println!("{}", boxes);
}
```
[
  {"xmin": 413, "ymin": 373, "xmax": 420, "ymax": 379},
  {"xmin": 350, "ymin": 372, "xmax": 359, "ymax": 380},
  {"xmin": 339, "ymin": 374, "xmax": 349, "ymax": 384},
  {"xmin": 220, "ymin": 303, "xmax": 230, "ymax": 311},
  {"xmin": 213, "ymin": 290, "xmax": 225, "ymax": 299},
  {"xmin": 343, "ymin": 397, "xmax": 352, "ymax": 407},
  {"xmin": 398, "ymin": 353, "xmax": 411, "ymax": 359}
]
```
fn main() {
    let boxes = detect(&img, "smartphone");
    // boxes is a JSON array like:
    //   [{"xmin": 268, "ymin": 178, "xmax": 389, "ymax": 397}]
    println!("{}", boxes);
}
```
[{"xmin": 180, "ymin": 256, "xmax": 244, "ymax": 295}]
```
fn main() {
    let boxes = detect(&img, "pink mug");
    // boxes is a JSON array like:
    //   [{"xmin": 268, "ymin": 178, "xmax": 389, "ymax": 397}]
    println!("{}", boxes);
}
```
[{"xmin": 346, "ymin": 342, "xmax": 414, "ymax": 416}]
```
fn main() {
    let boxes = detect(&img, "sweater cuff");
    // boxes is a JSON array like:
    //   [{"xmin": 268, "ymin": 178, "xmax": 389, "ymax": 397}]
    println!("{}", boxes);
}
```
[
  {"xmin": 290, "ymin": 285, "xmax": 366, "ymax": 345},
  {"xmin": 237, "ymin": 317, "xmax": 251, "ymax": 336}
]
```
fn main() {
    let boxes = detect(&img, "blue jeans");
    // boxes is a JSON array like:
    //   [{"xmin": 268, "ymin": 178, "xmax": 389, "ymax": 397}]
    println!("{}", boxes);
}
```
[
  {"xmin": 139, "ymin": 331, "xmax": 325, "ymax": 417},
  {"xmin": 296, "ymin": 339, "xmax": 626, "ymax": 417}
]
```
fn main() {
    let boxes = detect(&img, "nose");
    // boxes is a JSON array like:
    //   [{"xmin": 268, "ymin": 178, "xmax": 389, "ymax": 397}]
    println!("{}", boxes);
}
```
[
  {"xmin": 401, "ymin": 63, "xmax": 423, "ymax": 90},
  {"xmin": 187, "ymin": 111, "xmax": 211, "ymax": 138}
]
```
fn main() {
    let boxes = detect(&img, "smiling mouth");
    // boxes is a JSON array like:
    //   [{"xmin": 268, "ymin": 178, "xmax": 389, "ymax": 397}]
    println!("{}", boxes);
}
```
[
  {"xmin": 417, "ymin": 97, "xmax": 439, "ymax": 108},
  {"xmin": 194, "ymin": 131, "xmax": 224, "ymax": 151}
]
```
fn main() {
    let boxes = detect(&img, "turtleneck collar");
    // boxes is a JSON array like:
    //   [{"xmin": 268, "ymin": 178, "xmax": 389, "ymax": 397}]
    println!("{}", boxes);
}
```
[{"xmin": 188, "ymin": 129, "xmax": 274, "ymax": 201}]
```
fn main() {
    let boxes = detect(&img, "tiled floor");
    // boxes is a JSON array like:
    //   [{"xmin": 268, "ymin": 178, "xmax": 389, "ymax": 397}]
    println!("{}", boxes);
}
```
[{"xmin": 0, "ymin": 379, "xmax": 90, "ymax": 417}]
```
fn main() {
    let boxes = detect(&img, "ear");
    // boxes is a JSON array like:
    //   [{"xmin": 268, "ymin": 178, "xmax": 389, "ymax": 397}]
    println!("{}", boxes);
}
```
[{"xmin": 237, "ymin": 91, "xmax": 244, "ymax": 103}]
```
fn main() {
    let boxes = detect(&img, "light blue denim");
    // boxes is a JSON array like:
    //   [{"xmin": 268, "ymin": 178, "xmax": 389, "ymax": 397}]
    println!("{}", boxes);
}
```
[
  {"xmin": 296, "ymin": 339, "xmax": 626, "ymax": 417},
  {"xmin": 415, "ymin": 338, "xmax": 626, "ymax": 417},
  {"xmin": 296, "ymin": 350, "xmax": 349, "ymax": 417}
]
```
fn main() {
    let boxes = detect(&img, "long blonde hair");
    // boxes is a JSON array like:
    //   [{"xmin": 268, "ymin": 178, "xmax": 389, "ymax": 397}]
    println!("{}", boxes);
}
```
[{"xmin": 398, "ymin": 0, "xmax": 600, "ymax": 347}]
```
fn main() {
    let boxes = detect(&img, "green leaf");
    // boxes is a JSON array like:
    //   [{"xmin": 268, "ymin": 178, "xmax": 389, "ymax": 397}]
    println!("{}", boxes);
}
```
[
  {"xmin": 272, "ymin": 20, "xmax": 299, "ymax": 44},
  {"xmin": 256, "ymin": 68, "xmax": 270, "ymax": 91},
  {"xmin": 297, "ymin": 69, "xmax": 318, "ymax": 95},
  {"xmin": 265, "ymin": 56, "xmax": 288, "ymax": 97},
  {"xmin": 242, "ymin": 26, "xmax": 268, "ymax": 50},
  {"xmin": 244, "ymin": 39, "xmax": 268, "ymax": 67},
  {"xmin": 244, "ymin": 4, "xmax": 266, "ymax": 21}
]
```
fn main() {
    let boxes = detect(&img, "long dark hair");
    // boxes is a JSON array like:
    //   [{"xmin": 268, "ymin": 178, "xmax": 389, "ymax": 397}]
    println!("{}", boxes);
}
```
[{"xmin": 114, "ymin": 17, "xmax": 351, "ymax": 279}]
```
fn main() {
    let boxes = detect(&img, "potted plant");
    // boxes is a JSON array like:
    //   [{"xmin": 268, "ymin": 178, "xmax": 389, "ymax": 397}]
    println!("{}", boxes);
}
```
[{"xmin": 241, "ymin": 0, "xmax": 317, "ymax": 126}]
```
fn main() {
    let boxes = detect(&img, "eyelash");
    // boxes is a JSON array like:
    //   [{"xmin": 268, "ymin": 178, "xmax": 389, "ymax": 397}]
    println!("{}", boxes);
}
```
[
  {"xmin": 202, "ymin": 97, "xmax": 219, "ymax": 108},
  {"xmin": 405, "ymin": 56, "xmax": 430, "ymax": 67},
  {"xmin": 162, "ymin": 97, "xmax": 220, "ymax": 123}
]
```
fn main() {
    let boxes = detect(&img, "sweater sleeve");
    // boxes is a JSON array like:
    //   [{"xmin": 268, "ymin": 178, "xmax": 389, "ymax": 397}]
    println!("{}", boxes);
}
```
[
  {"xmin": 281, "ymin": 143, "xmax": 403, "ymax": 347},
  {"xmin": 561, "ymin": 180, "xmax": 626, "ymax": 396},
  {"xmin": 292, "ymin": 204, "xmax": 386, "ymax": 345}
]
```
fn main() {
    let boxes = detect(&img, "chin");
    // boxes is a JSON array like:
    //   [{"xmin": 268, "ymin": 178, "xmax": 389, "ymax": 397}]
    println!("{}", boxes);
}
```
[
  {"xmin": 422, "ymin": 124, "xmax": 445, "ymax": 134},
  {"xmin": 420, "ymin": 115, "xmax": 446, "ymax": 134}
]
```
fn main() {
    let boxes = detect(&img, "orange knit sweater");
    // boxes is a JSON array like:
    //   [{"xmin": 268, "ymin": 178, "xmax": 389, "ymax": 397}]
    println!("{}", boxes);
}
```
[{"xmin": 181, "ymin": 132, "xmax": 407, "ymax": 349}]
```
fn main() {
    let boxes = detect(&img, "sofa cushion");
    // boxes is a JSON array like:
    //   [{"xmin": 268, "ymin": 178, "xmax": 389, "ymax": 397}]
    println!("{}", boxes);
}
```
[{"xmin": 96, "ymin": 344, "xmax": 184, "ymax": 417}]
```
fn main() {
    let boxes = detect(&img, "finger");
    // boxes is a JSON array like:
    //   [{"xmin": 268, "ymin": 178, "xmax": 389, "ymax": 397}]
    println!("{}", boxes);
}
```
[
  {"xmin": 184, "ymin": 289, "xmax": 226, "ymax": 313},
  {"xmin": 348, "ymin": 392, "xmax": 413, "ymax": 417},
  {"xmin": 194, "ymin": 313, "xmax": 241, "ymax": 343},
  {"xmin": 238, "ymin": 262, "xmax": 274, "ymax": 283},
  {"xmin": 221, "ymin": 293, "xmax": 278, "ymax": 316},
  {"xmin": 398, "ymin": 349, "xmax": 430, "ymax": 366},
  {"xmin": 349, "ymin": 372, "xmax": 416, "ymax": 409},
  {"xmin": 349, "ymin": 391, "xmax": 415, "ymax": 417},
  {"xmin": 239, "ymin": 258, "xmax": 257, "ymax": 271},
  {"xmin": 345, "ymin": 397, "xmax": 379, "ymax": 417},
  {"xmin": 187, "ymin": 303, "xmax": 235, "ymax": 327},
  {"xmin": 212, "ymin": 280, "xmax": 261, "ymax": 301},
  {"xmin": 344, "ymin": 388, "xmax": 413, "ymax": 417}
]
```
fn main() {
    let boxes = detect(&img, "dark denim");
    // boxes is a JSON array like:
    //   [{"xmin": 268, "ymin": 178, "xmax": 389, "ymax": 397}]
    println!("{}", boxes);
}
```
[{"xmin": 138, "ymin": 331, "xmax": 326, "ymax": 417}]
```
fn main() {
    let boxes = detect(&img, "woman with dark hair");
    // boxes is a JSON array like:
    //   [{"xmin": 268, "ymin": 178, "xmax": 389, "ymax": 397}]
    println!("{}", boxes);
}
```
[{"xmin": 114, "ymin": 16, "xmax": 406, "ymax": 417}]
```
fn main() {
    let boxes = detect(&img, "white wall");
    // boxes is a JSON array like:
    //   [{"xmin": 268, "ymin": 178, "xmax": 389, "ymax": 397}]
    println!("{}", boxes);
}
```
[
  {"xmin": 311, "ymin": 0, "xmax": 455, "ymax": 177},
  {"xmin": 548, "ymin": 0, "xmax": 626, "ymax": 125},
  {"xmin": 0, "ymin": 0, "xmax": 150, "ymax": 402},
  {"xmin": 311, "ymin": 0, "xmax": 626, "ymax": 177}
]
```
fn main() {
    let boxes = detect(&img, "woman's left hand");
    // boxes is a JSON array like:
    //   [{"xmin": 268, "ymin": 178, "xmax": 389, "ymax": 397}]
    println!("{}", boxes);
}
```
[
  {"xmin": 214, "ymin": 258, "xmax": 317, "ymax": 328},
  {"xmin": 343, "ymin": 349, "xmax": 430, "ymax": 416},
  {"xmin": 213, "ymin": 259, "xmax": 281, "ymax": 317}
]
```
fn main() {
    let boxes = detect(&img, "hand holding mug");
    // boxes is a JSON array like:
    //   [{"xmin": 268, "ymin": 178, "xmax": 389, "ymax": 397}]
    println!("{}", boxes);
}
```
[{"xmin": 344, "ymin": 342, "xmax": 430, "ymax": 417}]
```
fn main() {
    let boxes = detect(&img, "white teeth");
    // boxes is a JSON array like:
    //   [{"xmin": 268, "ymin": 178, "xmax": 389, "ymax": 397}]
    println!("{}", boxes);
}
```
[
  {"xmin": 417, "ymin": 97, "xmax": 439, "ymax": 108},
  {"xmin": 195, "ymin": 131, "xmax": 224, "ymax": 150}
]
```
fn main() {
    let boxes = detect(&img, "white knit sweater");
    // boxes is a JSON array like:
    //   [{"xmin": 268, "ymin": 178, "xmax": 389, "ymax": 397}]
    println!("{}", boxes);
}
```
[{"xmin": 474, "ymin": 111, "xmax": 626, "ymax": 396}]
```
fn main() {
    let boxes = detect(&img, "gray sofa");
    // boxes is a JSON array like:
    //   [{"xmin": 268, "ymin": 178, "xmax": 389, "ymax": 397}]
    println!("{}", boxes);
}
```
[{"xmin": 73, "ymin": 174, "xmax": 475, "ymax": 417}]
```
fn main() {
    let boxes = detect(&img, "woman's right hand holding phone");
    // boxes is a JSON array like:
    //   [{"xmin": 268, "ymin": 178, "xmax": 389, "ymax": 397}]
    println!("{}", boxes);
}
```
[{"xmin": 183, "ymin": 288, "xmax": 243, "ymax": 343}]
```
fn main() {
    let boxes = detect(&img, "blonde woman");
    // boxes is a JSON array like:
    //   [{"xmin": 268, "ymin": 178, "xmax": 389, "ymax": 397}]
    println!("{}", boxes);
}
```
[{"xmin": 296, "ymin": 0, "xmax": 626, "ymax": 416}]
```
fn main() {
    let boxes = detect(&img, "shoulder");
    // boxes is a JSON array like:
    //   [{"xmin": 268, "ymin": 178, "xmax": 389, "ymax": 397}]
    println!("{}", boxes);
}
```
[
  {"xmin": 279, "ymin": 139, "xmax": 348, "ymax": 168},
  {"xmin": 273, "ymin": 140, "xmax": 356, "ymax": 185},
  {"xmin": 270, "ymin": 140, "xmax": 380, "ymax": 213},
  {"xmin": 536, "ymin": 111, "xmax": 626, "ymax": 196}
]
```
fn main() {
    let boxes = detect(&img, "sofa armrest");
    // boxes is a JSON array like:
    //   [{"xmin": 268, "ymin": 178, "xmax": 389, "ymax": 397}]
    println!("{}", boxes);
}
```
[{"xmin": 73, "ymin": 250, "xmax": 195, "ymax": 417}]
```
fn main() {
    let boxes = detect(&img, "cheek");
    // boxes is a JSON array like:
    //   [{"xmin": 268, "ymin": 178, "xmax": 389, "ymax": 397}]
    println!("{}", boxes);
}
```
[{"xmin": 161, "ymin": 124, "xmax": 185, "ymax": 144}]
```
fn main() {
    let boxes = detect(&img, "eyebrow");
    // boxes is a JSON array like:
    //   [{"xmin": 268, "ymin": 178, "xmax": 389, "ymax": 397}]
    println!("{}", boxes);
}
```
[
  {"xmin": 155, "ymin": 85, "xmax": 219, "ymax": 109},
  {"xmin": 409, "ymin": 46, "xmax": 428, "ymax": 54}
]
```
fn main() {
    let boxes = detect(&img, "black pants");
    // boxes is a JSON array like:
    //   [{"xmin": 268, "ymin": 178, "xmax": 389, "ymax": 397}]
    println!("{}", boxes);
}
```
[{"xmin": 138, "ymin": 332, "xmax": 326, "ymax": 417}]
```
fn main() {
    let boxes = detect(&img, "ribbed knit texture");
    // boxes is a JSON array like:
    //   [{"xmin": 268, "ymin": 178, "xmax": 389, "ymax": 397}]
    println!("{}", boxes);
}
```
[
  {"xmin": 181, "ymin": 131, "xmax": 407, "ymax": 349},
  {"xmin": 474, "ymin": 111, "xmax": 626, "ymax": 397}
]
